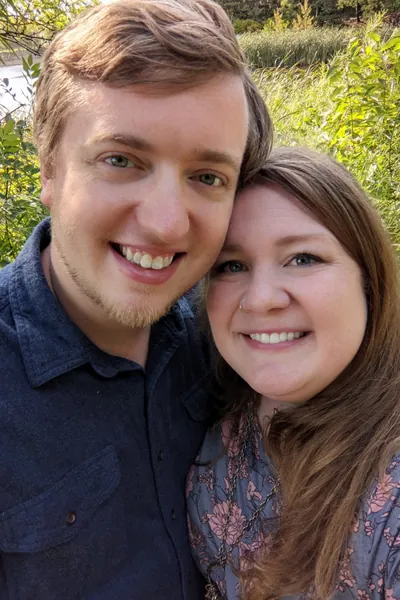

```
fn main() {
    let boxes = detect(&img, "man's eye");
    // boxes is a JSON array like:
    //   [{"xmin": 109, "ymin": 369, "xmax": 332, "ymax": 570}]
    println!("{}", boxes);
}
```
[
  {"xmin": 105, "ymin": 155, "xmax": 135, "ymax": 168},
  {"xmin": 215, "ymin": 261, "xmax": 244, "ymax": 274},
  {"xmin": 194, "ymin": 174, "xmax": 224, "ymax": 187},
  {"xmin": 288, "ymin": 253, "xmax": 323, "ymax": 267}
]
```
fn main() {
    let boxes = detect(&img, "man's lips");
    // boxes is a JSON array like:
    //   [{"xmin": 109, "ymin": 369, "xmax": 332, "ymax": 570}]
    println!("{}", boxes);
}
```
[
  {"xmin": 111, "ymin": 242, "xmax": 184, "ymax": 269},
  {"xmin": 110, "ymin": 243, "xmax": 185, "ymax": 285}
]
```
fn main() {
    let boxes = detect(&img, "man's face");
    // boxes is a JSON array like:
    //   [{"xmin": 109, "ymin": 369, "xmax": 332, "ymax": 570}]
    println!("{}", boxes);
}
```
[{"xmin": 41, "ymin": 75, "xmax": 249, "ymax": 328}]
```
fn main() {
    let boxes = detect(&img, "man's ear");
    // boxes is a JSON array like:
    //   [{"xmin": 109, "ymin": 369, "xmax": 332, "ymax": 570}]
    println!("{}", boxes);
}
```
[{"xmin": 40, "ymin": 163, "xmax": 54, "ymax": 209}]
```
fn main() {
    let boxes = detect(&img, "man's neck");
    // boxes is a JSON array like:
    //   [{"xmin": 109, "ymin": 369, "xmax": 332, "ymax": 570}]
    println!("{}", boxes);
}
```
[{"xmin": 41, "ymin": 245, "xmax": 150, "ymax": 366}]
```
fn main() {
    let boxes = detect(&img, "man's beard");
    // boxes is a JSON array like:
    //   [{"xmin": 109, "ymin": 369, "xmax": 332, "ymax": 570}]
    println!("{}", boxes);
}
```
[{"xmin": 53, "ymin": 229, "xmax": 177, "ymax": 329}]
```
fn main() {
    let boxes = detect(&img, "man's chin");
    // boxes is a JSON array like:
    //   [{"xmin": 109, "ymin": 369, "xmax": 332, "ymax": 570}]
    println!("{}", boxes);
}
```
[{"xmin": 104, "ymin": 298, "xmax": 176, "ymax": 329}]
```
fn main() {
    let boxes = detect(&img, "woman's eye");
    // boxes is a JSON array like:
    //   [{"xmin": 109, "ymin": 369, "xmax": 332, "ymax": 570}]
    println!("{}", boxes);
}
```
[
  {"xmin": 288, "ymin": 253, "xmax": 323, "ymax": 267},
  {"xmin": 194, "ymin": 174, "xmax": 224, "ymax": 187},
  {"xmin": 215, "ymin": 261, "xmax": 244, "ymax": 274},
  {"xmin": 105, "ymin": 155, "xmax": 135, "ymax": 168}
]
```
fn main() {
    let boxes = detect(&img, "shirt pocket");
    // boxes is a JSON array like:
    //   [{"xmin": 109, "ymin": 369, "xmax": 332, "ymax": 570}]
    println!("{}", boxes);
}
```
[{"xmin": 0, "ymin": 445, "xmax": 120, "ymax": 554}]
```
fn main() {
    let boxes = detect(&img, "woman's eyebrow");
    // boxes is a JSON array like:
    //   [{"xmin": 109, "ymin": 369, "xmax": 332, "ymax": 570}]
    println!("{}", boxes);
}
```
[
  {"xmin": 275, "ymin": 233, "xmax": 332, "ymax": 247},
  {"xmin": 220, "ymin": 243, "xmax": 244, "ymax": 254}
]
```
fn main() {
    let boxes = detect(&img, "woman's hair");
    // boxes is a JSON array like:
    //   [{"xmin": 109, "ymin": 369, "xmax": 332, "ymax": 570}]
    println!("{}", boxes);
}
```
[
  {"xmin": 33, "ymin": 0, "xmax": 272, "ymax": 182},
  {"xmin": 206, "ymin": 147, "xmax": 400, "ymax": 600}
]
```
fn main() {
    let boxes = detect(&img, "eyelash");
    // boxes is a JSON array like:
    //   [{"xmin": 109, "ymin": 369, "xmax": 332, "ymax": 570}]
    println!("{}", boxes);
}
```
[
  {"xmin": 213, "ymin": 252, "xmax": 324, "ymax": 275},
  {"xmin": 213, "ymin": 260, "xmax": 246, "ymax": 275},
  {"xmin": 285, "ymin": 252, "xmax": 324, "ymax": 267},
  {"xmin": 104, "ymin": 154, "xmax": 137, "ymax": 169},
  {"xmin": 101, "ymin": 153, "xmax": 226, "ymax": 180}
]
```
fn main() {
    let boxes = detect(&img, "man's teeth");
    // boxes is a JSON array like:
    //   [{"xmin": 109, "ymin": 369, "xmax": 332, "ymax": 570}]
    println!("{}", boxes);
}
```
[
  {"xmin": 249, "ymin": 332, "xmax": 305, "ymax": 344},
  {"xmin": 120, "ymin": 246, "xmax": 174, "ymax": 270}
]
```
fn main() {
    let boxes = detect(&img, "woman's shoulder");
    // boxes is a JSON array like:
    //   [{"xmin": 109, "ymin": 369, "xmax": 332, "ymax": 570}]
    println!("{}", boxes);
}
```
[
  {"xmin": 186, "ymin": 412, "xmax": 277, "ymax": 597},
  {"xmin": 357, "ymin": 453, "xmax": 400, "ymax": 543},
  {"xmin": 186, "ymin": 412, "xmax": 269, "ymax": 502},
  {"xmin": 359, "ymin": 452, "xmax": 400, "ymax": 526},
  {"xmin": 186, "ymin": 411, "xmax": 276, "ymax": 545},
  {"xmin": 338, "ymin": 454, "xmax": 400, "ymax": 599}
]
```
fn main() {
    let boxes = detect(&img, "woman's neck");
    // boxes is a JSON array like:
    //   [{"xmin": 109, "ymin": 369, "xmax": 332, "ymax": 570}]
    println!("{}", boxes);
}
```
[{"xmin": 258, "ymin": 396, "xmax": 291, "ymax": 427}]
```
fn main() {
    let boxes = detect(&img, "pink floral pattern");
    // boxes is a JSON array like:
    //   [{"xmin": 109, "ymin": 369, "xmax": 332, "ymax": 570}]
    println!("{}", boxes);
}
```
[
  {"xmin": 367, "ymin": 473, "xmax": 400, "ymax": 514},
  {"xmin": 208, "ymin": 501, "xmax": 246, "ymax": 545},
  {"xmin": 186, "ymin": 413, "xmax": 400, "ymax": 600}
]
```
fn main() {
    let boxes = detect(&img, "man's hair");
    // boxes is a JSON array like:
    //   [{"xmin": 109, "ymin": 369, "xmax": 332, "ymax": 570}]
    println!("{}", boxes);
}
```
[
  {"xmin": 33, "ymin": 0, "xmax": 273, "ymax": 181},
  {"xmin": 203, "ymin": 147, "xmax": 400, "ymax": 600}
]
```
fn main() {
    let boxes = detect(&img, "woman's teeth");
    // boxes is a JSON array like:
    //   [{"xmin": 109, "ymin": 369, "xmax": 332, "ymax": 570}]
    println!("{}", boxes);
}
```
[
  {"xmin": 120, "ymin": 246, "xmax": 175, "ymax": 270},
  {"xmin": 249, "ymin": 332, "xmax": 305, "ymax": 344}
]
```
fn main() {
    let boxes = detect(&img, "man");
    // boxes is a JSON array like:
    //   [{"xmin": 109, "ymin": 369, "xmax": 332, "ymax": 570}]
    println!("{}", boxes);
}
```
[{"xmin": 0, "ymin": 0, "xmax": 272, "ymax": 598}]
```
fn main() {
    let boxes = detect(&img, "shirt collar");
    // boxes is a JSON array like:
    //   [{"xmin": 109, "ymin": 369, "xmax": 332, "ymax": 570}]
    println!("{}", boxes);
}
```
[{"xmin": 9, "ymin": 218, "xmax": 194, "ymax": 388}]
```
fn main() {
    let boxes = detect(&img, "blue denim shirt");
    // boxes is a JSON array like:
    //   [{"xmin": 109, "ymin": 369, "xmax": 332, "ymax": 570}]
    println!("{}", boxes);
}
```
[{"xmin": 0, "ymin": 218, "xmax": 211, "ymax": 599}]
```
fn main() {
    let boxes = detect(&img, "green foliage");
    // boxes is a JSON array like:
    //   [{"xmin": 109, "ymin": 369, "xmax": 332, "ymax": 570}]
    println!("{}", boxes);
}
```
[
  {"xmin": 264, "ymin": 4, "xmax": 291, "ymax": 31},
  {"xmin": 0, "ymin": 55, "xmax": 47, "ymax": 266},
  {"xmin": 253, "ymin": 17, "xmax": 400, "ymax": 244},
  {"xmin": 0, "ymin": 0, "xmax": 98, "ymax": 57},
  {"xmin": 280, "ymin": 0, "xmax": 298, "ymax": 22},
  {"xmin": 234, "ymin": 18, "xmax": 263, "ymax": 34},
  {"xmin": 0, "ymin": 117, "xmax": 46, "ymax": 266},
  {"xmin": 293, "ymin": 0, "xmax": 315, "ymax": 28},
  {"xmin": 253, "ymin": 63, "xmax": 331, "ymax": 148},
  {"xmin": 0, "ymin": 0, "xmax": 97, "ymax": 265},
  {"xmin": 217, "ymin": 0, "xmax": 400, "ymax": 23},
  {"xmin": 323, "ymin": 17, "xmax": 400, "ymax": 240},
  {"xmin": 240, "ymin": 27, "xmax": 353, "ymax": 67},
  {"xmin": 336, "ymin": 0, "xmax": 397, "ymax": 18},
  {"xmin": 264, "ymin": 0, "xmax": 315, "ymax": 31},
  {"xmin": 216, "ymin": 1, "xmax": 272, "ymax": 22}
]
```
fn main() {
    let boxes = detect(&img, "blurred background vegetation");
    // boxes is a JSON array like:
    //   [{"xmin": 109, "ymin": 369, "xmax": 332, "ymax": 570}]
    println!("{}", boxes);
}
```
[{"xmin": 0, "ymin": 0, "xmax": 399, "ymax": 266}]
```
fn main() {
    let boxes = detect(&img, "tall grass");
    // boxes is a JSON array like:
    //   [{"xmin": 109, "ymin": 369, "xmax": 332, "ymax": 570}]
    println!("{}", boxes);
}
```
[
  {"xmin": 253, "ymin": 65, "xmax": 332, "ymax": 148},
  {"xmin": 240, "ymin": 28, "xmax": 353, "ymax": 68},
  {"xmin": 240, "ymin": 25, "xmax": 398, "ymax": 68}
]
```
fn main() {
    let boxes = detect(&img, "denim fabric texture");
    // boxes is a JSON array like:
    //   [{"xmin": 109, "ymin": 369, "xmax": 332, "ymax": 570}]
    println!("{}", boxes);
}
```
[{"xmin": 0, "ymin": 218, "xmax": 211, "ymax": 600}]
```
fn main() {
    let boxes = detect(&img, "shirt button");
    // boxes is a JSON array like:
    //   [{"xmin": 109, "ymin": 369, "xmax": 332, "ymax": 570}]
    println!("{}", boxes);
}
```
[
  {"xmin": 158, "ymin": 450, "xmax": 164, "ymax": 461},
  {"xmin": 66, "ymin": 511, "xmax": 76, "ymax": 525},
  {"xmin": 171, "ymin": 509, "xmax": 176, "ymax": 520}
]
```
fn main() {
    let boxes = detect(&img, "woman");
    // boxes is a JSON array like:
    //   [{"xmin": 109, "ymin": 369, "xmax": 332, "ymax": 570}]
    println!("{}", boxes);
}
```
[{"xmin": 187, "ymin": 147, "xmax": 400, "ymax": 600}]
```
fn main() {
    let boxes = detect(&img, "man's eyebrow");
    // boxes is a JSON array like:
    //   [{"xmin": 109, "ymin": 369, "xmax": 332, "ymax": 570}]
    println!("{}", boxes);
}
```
[
  {"xmin": 193, "ymin": 149, "xmax": 242, "ymax": 173},
  {"xmin": 87, "ymin": 133, "xmax": 154, "ymax": 152}
]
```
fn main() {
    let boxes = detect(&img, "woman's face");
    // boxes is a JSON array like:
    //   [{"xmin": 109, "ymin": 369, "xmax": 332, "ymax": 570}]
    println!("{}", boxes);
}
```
[{"xmin": 207, "ymin": 183, "xmax": 368, "ymax": 404}]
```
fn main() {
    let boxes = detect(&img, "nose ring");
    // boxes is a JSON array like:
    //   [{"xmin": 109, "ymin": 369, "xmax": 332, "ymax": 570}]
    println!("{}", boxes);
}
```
[{"xmin": 239, "ymin": 296, "xmax": 247, "ymax": 311}]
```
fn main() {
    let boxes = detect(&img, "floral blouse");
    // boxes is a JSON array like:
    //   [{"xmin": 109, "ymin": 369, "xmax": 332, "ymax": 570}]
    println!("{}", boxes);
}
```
[{"xmin": 186, "ymin": 412, "xmax": 400, "ymax": 600}]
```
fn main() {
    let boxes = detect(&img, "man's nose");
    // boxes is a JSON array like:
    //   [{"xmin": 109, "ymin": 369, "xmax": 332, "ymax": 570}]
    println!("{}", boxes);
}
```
[{"xmin": 134, "ymin": 169, "xmax": 190, "ymax": 245}]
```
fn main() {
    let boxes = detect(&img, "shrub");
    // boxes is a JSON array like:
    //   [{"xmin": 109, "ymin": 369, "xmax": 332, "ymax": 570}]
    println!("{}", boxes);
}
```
[
  {"xmin": 0, "ymin": 56, "xmax": 47, "ymax": 267},
  {"xmin": 234, "ymin": 19, "xmax": 263, "ymax": 34},
  {"xmin": 322, "ymin": 19, "xmax": 400, "ymax": 242}
]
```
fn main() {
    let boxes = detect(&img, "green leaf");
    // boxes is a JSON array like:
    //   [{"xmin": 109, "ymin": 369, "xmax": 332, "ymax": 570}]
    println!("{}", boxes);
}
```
[
  {"xmin": 381, "ymin": 37, "xmax": 400, "ymax": 52},
  {"xmin": 21, "ymin": 56, "xmax": 29, "ymax": 73},
  {"xmin": 3, "ymin": 119, "xmax": 15, "ymax": 135},
  {"xmin": 369, "ymin": 32, "xmax": 380, "ymax": 44}
]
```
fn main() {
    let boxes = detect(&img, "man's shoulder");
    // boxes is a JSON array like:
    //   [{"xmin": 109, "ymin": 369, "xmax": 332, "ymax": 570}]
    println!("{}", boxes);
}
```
[
  {"xmin": 0, "ymin": 262, "xmax": 25, "ymax": 372},
  {"xmin": 0, "ymin": 261, "xmax": 14, "ymax": 312}
]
